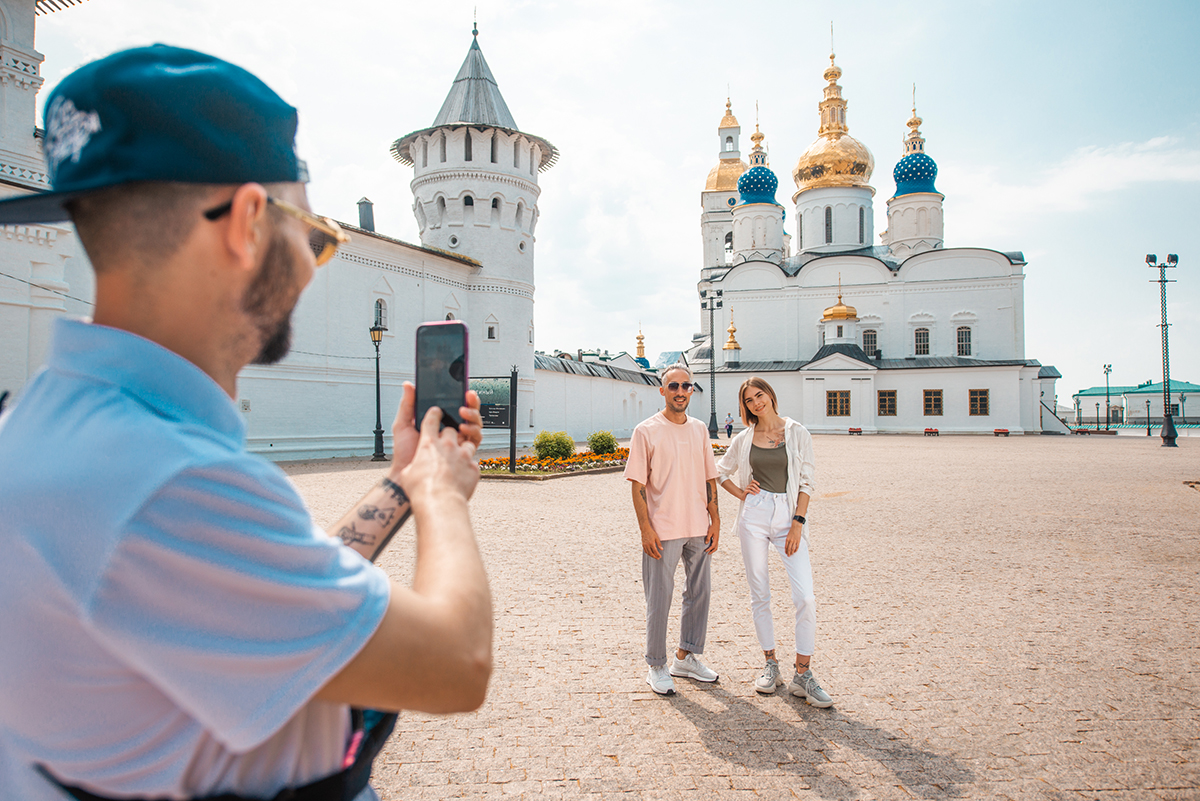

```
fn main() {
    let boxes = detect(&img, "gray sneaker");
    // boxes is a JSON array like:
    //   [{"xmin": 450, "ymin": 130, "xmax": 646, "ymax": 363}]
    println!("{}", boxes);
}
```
[
  {"xmin": 646, "ymin": 665, "xmax": 676, "ymax": 695},
  {"xmin": 754, "ymin": 658, "xmax": 782, "ymax": 694},
  {"xmin": 789, "ymin": 669, "xmax": 833, "ymax": 707},
  {"xmin": 670, "ymin": 652, "xmax": 719, "ymax": 683}
]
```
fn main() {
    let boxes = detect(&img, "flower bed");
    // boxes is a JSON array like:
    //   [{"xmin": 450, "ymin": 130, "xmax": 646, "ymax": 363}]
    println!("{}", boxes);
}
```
[{"xmin": 481, "ymin": 443, "xmax": 727, "ymax": 475}]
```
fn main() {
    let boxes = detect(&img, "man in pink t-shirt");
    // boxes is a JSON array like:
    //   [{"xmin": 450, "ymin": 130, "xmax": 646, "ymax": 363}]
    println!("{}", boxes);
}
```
[{"xmin": 624, "ymin": 364, "xmax": 720, "ymax": 695}]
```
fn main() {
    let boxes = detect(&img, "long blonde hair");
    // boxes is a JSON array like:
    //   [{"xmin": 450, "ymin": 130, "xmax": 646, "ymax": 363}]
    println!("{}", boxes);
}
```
[{"xmin": 738, "ymin": 376, "xmax": 778, "ymax": 427}]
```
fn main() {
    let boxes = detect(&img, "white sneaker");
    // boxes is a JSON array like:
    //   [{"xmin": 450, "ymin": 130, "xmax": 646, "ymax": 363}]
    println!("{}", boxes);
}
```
[
  {"xmin": 789, "ymin": 669, "xmax": 833, "ymax": 708},
  {"xmin": 754, "ymin": 658, "xmax": 783, "ymax": 694},
  {"xmin": 646, "ymin": 665, "xmax": 676, "ymax": 695},
  {"xmin": 669, "ymin": 652, "xmax": 719, "ymax": 683}
]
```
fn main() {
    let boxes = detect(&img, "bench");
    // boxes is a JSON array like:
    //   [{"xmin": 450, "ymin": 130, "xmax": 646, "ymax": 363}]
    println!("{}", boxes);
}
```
[
  {"xmin": 993, "ymin": 429, "xmax": 1009, "ymax": 437},
  {"xmin": 924, "ymin": 428, "xmax": 939, "ymax": 436},
  {"xmin": 848, "ymin": 428, "xmax": 862, "ymax": 435}
]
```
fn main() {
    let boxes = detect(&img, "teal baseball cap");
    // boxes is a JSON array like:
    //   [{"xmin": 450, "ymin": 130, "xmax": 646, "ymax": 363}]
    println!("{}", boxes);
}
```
[{"xmin": 0, "ymin": 44, "xmax": 306, "ymax": 224}]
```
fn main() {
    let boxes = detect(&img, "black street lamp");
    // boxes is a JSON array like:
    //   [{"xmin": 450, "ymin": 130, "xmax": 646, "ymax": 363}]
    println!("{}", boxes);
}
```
[
  {"xmin": 370, "ymin": 324, "xmax": 388, "ymax": 461},
  {"xmin": 1145, "ymin": 398, "xmax": 1152, "ymax": 436},
  {"xmin": 1146, "ymin": 254, "xmax": 1179, "ymax": 447},
  {"xmin": 700, "ymin": 288, "xmax": 723, "ymax": 439},
  {"xmin": 1074, "ymin": 397, "xmax": 1081, "ymax": 427},
  {"xmin": 1181, "ymin": 392, "xmax": 1188, "ymax": 425},
  {"xmin": 1103, "ymin": 364, "xmax": 1112, "ymax": 430},
  {"xmin": 1095, "ymin": 402, "xmax": 1100, "ymax": 431}
]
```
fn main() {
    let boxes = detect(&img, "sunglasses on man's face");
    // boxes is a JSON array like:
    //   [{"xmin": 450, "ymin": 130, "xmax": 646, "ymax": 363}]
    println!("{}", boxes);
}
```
[
  {"xmin": 665, "ymin": 382, "xmax": 695, "ymax": 392},
  {"xmin": 203, "ymin": 196, "xmax": 350, "ymax": 266}
]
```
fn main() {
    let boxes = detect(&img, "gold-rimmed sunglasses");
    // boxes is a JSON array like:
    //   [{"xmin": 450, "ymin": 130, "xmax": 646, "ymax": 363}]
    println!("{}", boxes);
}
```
[{"xmin": 203, "ymin": 196, "xmax": 350, "ymax": 266}]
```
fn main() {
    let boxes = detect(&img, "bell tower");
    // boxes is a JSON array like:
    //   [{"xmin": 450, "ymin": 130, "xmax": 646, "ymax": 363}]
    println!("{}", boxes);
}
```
[{"xmin": 391, "ymin": 26, "xmax": 558, "ymax": 379}]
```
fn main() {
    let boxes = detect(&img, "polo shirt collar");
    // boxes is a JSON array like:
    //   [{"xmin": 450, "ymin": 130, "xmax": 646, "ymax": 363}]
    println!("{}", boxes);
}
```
[{"xmin": 48, "ymin": 317, "xmax": 246, "ymax": 444}]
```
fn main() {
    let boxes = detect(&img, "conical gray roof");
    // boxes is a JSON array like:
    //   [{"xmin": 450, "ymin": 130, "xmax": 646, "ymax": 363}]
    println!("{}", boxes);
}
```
[{"xmin": 431, "ymin": 34, "xmax": 518, "ymax": 129}]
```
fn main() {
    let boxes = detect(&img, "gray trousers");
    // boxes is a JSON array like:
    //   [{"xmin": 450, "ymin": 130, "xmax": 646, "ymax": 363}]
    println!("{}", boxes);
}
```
[{"xmin": 643, "ymin": 536, "xmax": 711, "ymax": 666}]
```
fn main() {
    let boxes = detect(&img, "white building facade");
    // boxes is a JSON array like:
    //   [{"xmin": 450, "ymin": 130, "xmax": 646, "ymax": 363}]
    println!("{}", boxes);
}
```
[
  {"xmin": 688, "ymin": 55, "xmax": 1062, "ymax": 435},
  {"xmin": 0, "ymin": 17, "xmax": 663, "ymax": 456}
]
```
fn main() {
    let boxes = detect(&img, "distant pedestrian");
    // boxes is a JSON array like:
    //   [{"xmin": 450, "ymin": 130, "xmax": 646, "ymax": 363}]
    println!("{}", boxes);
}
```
[
  {"xmin": 717, "ymin": 376, "xmax": 833, "ymax": 707},
  {"xmin": 625, "ymin": 363, "xmax": 720, "ymax": 695},
  {"xmin": 725, "ymin": 412, "xmax": 734, "ymax": 439}
]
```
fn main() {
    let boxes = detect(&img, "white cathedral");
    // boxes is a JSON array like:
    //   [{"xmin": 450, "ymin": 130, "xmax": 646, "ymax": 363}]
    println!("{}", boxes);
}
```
[
  {"xmin": 0, "ymin": 8, "xmax": 1062, "ymax": 455},
  {"xmin": 684, "ymin": 54, "xmax": 1064, "ymax": 435}
]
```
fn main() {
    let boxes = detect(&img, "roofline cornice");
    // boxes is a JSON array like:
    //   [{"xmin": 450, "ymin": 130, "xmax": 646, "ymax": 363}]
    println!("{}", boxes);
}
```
[{"xmin": 391, "ymin": 124, "xmax": 559, "ymax": 172}]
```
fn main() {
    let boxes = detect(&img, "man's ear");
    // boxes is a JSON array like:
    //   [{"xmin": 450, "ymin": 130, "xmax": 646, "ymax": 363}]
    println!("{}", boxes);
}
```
[{"xmin": 221, "ymin": 183, "xmax": 270, "ymax": 273}]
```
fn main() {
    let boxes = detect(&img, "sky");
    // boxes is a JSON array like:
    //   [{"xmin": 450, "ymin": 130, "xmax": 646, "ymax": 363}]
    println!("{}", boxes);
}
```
[{"xmin": 34, "ymin": 0, "xmax": 1200, "ymax": 405}]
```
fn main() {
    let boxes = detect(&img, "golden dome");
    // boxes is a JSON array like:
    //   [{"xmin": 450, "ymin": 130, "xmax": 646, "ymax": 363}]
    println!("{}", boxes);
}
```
[
  {"xmin": 723, "ymin": 315, "xmax": 741, "ymax": 350},
  {"xmin": 792, "ymin": 54, "xmax": 875, "ymax": 196},
  {"xmin": 821, "ymin": 294, "xmax": 858, "ymax": 321},
  {"xmin": 719, "ymin": 98, "xmax": 739, "ymax": 129},
  {"xmin": 705, "ymin": 158, "xmax": 748, "ymax": 191}
]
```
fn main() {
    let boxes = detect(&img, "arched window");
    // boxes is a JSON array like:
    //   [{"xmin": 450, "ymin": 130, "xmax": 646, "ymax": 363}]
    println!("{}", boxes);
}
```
[
  {"xmin": 464, "ymin": 131, "xmax": 472, "ymax": 161},
  {"xmin": 724, "ymin": 136, "xmax": 734, "ymax": 152},
  {"xmin": 957, "ymin": 326, "xmax": 972, "ymax": 357},
  {"xmin": 490, "ymin": 197, "xmax": 500, "ymax": 226},
  {"xmin": 490, "ymin": 132, "xmax": 497, "ymax": 163},
  {"xmin": 862, "ymin": 329, "xmax": 877, "ymax": 357},
  {"xmin": 374, "ymin": 298, "xmax": 388, "ymax": 328},
  {"xmin": 858, "ymin": 207, "xmax": 865, "ymax": 244},
  {"xmin": 797, "ymin": 212, "xmax": 803, "ymax": 249},
  {"xmin": 914, "ymin": 327, "xmax": 930, "ymax": 356},
  {"xmin": 724, "ymin": 231, "xmax": 733, "ymax": 264},
  {"xmin": 445, "ymin": 313, "xmax": 455, "ymax": 321},
  {"xmin": 515, "ymin": 201, "xmax": 525, "ymax": 231},
  {"xmin": 435, "ymin": 196, "xmax": 446, "ymax": 227},
  {"xmin": 824, "ymin": 206, "xmax": 832, "ymax": 244},
  {"xmin": 421, "ymin": 140, "xmax": 428, "ymax": 168},
  {"xmin": 463, "ymin": 195, "xmax": 474, "ymax": 225},
  {"xmin": 439, "ymin": 134, "xmax": 446, "ymax": 162}
]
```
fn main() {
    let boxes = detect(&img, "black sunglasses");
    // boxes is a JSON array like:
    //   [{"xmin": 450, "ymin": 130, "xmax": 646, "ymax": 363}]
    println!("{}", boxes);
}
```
[{"xmin": 665, "ymin": 382, "xmax": 695, "ymax": 392}]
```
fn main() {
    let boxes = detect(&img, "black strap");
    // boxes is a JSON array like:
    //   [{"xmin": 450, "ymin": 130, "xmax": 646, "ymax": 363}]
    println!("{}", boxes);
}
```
[{"xmin": 39, "ymin": 710, "xmax": 398, "ymax": 801}]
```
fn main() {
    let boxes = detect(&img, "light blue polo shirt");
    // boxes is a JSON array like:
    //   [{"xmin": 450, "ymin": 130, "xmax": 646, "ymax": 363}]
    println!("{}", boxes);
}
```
[{"xmin": 0, "ymin": 318, "xmax": 391, "ymax": 800}]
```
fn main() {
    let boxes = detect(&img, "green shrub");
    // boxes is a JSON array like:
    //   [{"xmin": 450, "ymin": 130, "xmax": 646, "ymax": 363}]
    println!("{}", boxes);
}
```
[
  {"xmin": 533, "ymin": 430, "xmax": 575, "ymax": 460},
  {"xmin": 587, "ymin": 430, "xmax": 618, "ymax": 455}
]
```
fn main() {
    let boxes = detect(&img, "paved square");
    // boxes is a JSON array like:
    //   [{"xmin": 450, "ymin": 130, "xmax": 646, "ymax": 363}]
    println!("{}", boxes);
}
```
[{"xmin": 287, "ymin": 434, "xmax": 1200, "ymax": 800}]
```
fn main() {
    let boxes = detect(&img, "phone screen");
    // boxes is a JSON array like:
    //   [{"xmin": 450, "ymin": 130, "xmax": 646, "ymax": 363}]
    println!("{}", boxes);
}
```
[{"xmin": 414, "ymin": 321, "xmax": 468, "ymax": 430}]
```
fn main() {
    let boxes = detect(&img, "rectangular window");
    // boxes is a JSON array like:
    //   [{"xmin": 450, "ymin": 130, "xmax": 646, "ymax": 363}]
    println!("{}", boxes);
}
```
[
  {"xmin": 826, "ymin": 390, "xmax": 851, "ymax": 417},
  {"xmin": 969, "ymin": 389, "xmax": 989, "ymax": 416},
  {"xmin": 836, "ymin": 325, "xmax": 843, "ymax": 337},
  {"xmin": 915, "ymin": 328, "xmax": 930, "ymax": 356},
  {"xmin": 862, "ymin": 329, "xmax": 877, "ymax": 356},
  {"xmin": 486, "ymin": 325, "xmax": 497, "ymax": 340},
  {"xmin": 877, "ymin": 390, "xmax": 897, "ymax": 416},
  {"xmin": 957, "ymin": 326, "xmax": 972, "ymax": 357},
  {"xmin": 1169, "ymin": 403, "xmax": 1179, "ymax": 416},
  {"xmin": 924, "ymin": 389, "xmax": 943, "ymax": 416}
]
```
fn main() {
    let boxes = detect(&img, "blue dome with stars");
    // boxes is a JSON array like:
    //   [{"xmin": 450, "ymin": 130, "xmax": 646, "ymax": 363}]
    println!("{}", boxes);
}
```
[
  {"xmin": 893, "ymin": 151, "xmax": 938, "ymax": 197},
  {"xmin": 737, "ymin": 165, "xmax": 781, "ymax": 206}
]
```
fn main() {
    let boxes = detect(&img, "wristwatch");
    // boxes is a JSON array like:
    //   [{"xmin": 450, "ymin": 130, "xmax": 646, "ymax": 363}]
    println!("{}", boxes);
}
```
[{"xmin": 793, "ymin": 514, "xmax": 806, "ymax": 525}]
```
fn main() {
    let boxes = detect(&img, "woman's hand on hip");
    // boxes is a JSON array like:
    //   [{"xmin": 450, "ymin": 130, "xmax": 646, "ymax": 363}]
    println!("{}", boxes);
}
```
[{"xmin": 742, "ymin": 479, "xmax": 761, "ymax": 500}]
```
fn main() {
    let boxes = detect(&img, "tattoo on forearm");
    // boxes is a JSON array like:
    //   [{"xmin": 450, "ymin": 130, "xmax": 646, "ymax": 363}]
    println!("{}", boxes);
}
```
[
  {"xmin": 381, "ymin": 476, "xmax": 408, "ymax": 504},
  {"xmin": 357, "ymin": 504, "xmax": 397, "ymax": 527},
  {"xmin": 706, "ymin": 481, "xmax": 714, "ymax": 504},
  {"xmin": 639, "ymin": 487, "xmax": 647, "ymax": 502},
  {"xmin": 337, "ymin": 523, "xmax": 377, "ymax": 548}
]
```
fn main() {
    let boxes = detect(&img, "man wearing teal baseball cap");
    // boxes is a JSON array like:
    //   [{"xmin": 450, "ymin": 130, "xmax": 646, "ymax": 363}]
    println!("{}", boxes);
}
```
[{"xmin": 0, "ymin": 45, "xmax": 492, "ymax": 801}]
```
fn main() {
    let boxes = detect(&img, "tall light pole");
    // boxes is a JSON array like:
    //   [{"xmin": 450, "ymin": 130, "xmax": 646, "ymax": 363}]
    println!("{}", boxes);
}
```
[
  {"xmin": 700, "ymin": 288, "xmax": 723, "ymax": 439},
  {"xmin": 370, "ymin": 324, "xmax": 388, "ymax": 460},
  {"xmin": 1095, "ymin": 402, "xmax": 1100, "ymax": 431},
  {"xmin": 1103, "ymin": 364, "xmax": 1112, "ymax": 430},
  {"xmin": 1146, "ymin": 254, "xmax": 1178, "ymax": 447},
  {"xmin": 1181, "ymin": 392, "xmax": 1188, "ymax": 425},
  {"xmin": 1146, "ymin": 398, "xmax": 1151, "ymax": 436}
]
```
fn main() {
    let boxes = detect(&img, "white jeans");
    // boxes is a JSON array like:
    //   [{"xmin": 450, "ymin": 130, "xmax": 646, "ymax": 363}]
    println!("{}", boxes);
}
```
[{"xmin": 737, "ymin": 491, "xmax": 816, "ymax": 656}]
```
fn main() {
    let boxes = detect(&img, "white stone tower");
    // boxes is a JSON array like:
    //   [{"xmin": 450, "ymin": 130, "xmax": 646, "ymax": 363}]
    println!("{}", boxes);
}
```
[
  {"xmin": 880, "ymin": 102, "xmax": 944, "ymax": 258},
  {"xmin": 390, "ymin": 26, "xmax": 557, "ymax": 380},
  {"xmin": 731, "ymin": 125, "xmax": 785, "ymax": 266},
  {"xmin": 792, "ymin": 54, "xmax": 876, "ymax": 253},
  {"xmin": 699, "ymin": 100, "xmax": 747, "ymax": 282}
]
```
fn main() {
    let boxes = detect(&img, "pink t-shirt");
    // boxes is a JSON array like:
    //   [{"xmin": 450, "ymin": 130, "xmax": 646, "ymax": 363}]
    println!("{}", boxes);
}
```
[{"xmin": 624, "ymin": 411, "xmax": 719, "ymax": 541}]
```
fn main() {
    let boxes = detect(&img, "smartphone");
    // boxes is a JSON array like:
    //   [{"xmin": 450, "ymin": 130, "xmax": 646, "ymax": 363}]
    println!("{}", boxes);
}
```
[{"xmin": 414, "ymin": 321, "xmax": 469, "ymax": 431}]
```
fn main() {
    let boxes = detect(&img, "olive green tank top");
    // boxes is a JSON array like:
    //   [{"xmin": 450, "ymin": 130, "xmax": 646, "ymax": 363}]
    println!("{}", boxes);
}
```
[{"xmin": 749, "ymin": 443, "xmax": 788, "ymax": 494}]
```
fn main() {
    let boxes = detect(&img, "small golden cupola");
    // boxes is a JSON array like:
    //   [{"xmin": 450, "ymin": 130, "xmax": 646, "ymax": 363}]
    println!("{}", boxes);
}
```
[
  {"xmin": 722, "ymin": 310, "xmax": 742, "ymax": 364},
  {"xmin": 792, "ymin": 54, "xmax": 875, "ymax": 197},
  {"xmin": 821, "ymin": 277, "xmax": 859, "ymax": 321},
  {"xmin": 636, "ymin": 328, "xmax": 646, "ymax": 359},
  {"xmin": 705, "ymin": 98, "xmax": 749, "ymax": 191}
]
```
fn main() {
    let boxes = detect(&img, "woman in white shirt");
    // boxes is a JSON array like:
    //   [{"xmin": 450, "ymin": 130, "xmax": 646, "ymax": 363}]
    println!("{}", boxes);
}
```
[{"xmin": 716, "ymin": 377, "xmax": 832, "ymax": 707}]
